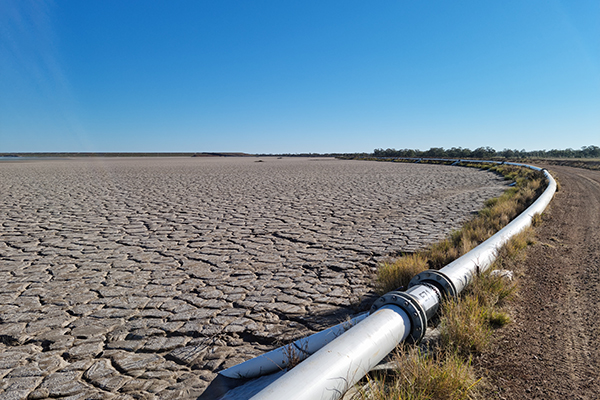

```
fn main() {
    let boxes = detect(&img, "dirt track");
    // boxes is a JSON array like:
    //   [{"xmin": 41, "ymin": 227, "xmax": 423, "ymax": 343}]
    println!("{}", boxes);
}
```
[{"xmin": 481, "ymin": 165, "xmax": 600, "ymax": 399}]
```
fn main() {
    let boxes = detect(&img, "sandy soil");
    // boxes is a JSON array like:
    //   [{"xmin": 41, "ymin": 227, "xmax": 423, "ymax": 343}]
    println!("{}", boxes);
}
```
[{"xmin": 479, "ymin": 165, "xmax": 600, "ymax": 399}]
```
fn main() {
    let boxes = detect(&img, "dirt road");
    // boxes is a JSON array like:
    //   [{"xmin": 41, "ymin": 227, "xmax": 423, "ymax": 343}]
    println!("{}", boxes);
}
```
[{"xmin": 481, "ymin": 165, "xmax": 600, "ymax": 399}]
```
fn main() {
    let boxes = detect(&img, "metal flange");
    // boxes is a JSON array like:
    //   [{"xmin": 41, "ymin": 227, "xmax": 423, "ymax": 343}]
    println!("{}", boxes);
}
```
[
  {"xmin": 408, "ymin": 269, "xmax": 458, "ymax": 299},
  {"xmin": 369, "ymin": 291, "xmax": 427, "ymax": 344}
]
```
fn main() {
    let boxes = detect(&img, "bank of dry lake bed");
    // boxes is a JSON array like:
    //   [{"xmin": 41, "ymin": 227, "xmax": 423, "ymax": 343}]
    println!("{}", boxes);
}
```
[{"xmin": 0, "ymin": 157, "xmax": 509, "ymax": 399}]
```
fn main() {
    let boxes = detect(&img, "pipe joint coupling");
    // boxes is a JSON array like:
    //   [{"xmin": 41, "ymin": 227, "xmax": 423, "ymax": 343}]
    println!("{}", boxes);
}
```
[
  {"xmin": 408, "ymin": 269, "xmax": 458, "ymax": 298},
  {"xmin": 369, "ymin": 291, "xmax": 427, "ymax": 344}
]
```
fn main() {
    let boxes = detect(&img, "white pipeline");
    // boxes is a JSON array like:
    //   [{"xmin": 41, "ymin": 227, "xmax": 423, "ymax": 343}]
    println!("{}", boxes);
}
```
[
  {"xmin": 220, "ymin": 313, "xmax": 369, "ymax": 379},
  {"xmin": 250, "ymin": 305, "xmax": 411, "ymax": 400},
  {"xmin": 218, "ymin": 161, "xmax": 556, "ymax": 400}
]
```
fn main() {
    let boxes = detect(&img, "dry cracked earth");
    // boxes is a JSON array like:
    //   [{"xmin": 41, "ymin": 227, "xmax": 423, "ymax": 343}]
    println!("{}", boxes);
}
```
[{"xmin": 0, "ymin": 157, "xmax": 509, "ymax": 399}]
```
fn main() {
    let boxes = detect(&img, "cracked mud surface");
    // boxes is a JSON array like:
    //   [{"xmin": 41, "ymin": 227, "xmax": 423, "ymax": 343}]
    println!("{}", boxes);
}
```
[
  {"xmin": 0, "ymin": 157, "xmax": 508, "ymax": 399},
  {"xmin": 479, "ymin": 165, "xmax": 600, "ymax": 399}
]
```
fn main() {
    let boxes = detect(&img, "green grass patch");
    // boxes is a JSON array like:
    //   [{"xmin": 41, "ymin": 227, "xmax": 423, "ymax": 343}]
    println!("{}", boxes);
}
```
[{"xmin": 440, "ymin": 295, "xmax": 492, "ymax": 357}]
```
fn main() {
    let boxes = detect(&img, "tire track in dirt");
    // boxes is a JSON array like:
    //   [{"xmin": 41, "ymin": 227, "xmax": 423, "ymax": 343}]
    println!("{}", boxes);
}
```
[{"xmin": 480, "ymin": 165, "xmax": 600, "ymax": 399}]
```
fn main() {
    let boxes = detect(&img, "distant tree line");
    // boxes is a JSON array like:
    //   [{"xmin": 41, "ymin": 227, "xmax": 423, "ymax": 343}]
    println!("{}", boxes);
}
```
[
  {"xmin": 254, "ymin": 152, "xmax": 371, "ymax": 158},
  {"xmin": 372, "ymin": 145, "xmax": 600, "ymax": 159}
]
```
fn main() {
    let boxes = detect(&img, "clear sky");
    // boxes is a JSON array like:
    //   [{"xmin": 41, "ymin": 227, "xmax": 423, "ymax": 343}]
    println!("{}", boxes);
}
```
[{"xmin": 1, "ymin": 1, "xmax": 598, "ymax": 154}]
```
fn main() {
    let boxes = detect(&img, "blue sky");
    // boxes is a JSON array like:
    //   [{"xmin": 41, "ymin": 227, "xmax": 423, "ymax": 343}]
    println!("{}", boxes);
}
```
[{"xmin": 1, "ymin": 1, "xmax": 598, "ymax": 154}]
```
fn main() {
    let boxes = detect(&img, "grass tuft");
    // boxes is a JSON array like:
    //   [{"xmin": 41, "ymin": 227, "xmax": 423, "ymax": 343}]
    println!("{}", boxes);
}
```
[
  {"xmin": 531, "ymin": 212, "xmax": 543, "ymax": 227},
  {"xmin": 376, "ymin": 254, "xmax": 428, "ymax": 294},
  {"xmin": 468, "ymin": 269, "xmax": 518, "ymax": 309},
  {"xmin": 440, "ymin": 295, "xmax": 491, "ymax": 356},
  {"xmin": 495, "ymin": 227, "xmax": 535, "ymax": 267},
  {"xmin": 488, "ymin": 310, "xmax": 511, "ymax": 328},
  {"xmin": 358, "ymin": 348, "xmax": 479, "ymax": 400}
]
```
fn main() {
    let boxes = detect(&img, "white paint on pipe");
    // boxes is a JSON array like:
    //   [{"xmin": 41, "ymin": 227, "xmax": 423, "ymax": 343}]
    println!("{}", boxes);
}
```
[
  {"xmin": 249, "ymin": 305, "xmax": 411, "ymax": 400},
  {"xmin": 220, "ymin": 313, "xmax": 369, "ymax": 379}
]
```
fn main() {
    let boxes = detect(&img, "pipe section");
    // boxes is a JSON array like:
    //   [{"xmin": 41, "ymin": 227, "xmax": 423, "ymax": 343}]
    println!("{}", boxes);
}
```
[
  {"xmin": 410, "ymin": 168, "xmax": 556, "ymax": 295},
  {"xmin": 220, "ymin": 313, "xmax": 369, "ymax": 379},
  {"xmin": 250, "ymin": 305, "xmax": 411, "ymax": 400},
  {"xmin": 369, "ymin": 283, "xmax": 441, "ymax": 343}
]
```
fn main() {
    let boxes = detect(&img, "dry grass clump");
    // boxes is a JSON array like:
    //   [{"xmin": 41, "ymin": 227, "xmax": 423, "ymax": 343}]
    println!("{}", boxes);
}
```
[
  {"xmin": 376, "ymin": 254, "xmax": 428, "ymax": 294},
  {"xmin": 358, "ymin": 348, "xmax": 479, "ymax": 400},
  {"xmin": 531, "ymin": 212, "xmax": 543, "ymax": 227},
  {"xmin": 439, "ymin": 272, "xmax": 515, "ymax": 357},
  {"xmin": 281, "ymin": 340, "xmax": 309, "ymax": 370}
]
